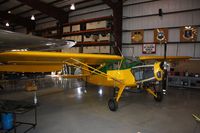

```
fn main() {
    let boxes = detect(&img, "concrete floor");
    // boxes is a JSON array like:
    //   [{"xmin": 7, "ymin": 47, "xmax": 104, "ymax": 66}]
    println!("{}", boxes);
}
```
[{"xmin": 0, "ymin": 78, "xmax": 200, "ymax": 133}]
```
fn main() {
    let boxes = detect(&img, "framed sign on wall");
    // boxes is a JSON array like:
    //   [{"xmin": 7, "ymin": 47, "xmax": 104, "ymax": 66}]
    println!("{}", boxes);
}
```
[
  {"xmin": 142, "ymin": 44, "xmax": 156, "ymax": 54},
  {"xmin": 180, "ymin": 26, "xmax": 197, "ymax": 42},
  {"xmin": 131, "ymin": 30, "xmax": 144, "ymax": 43},
  {"xmin": 154, "ymin": 28, "xmax": 168, "ymax": 43}
]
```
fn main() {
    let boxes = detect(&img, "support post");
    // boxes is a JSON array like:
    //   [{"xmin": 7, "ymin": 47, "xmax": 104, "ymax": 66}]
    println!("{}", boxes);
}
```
[
  {"xmin": 163, "ymin": 41, "xmax": 167, "ymax": 94},
  {"xmin": 103, "ymin": 0, "xmax": 123, "ymax": 55},
  {"xmin": 57, "ymin": 22, "xmax": 63, "ymax": 39}
]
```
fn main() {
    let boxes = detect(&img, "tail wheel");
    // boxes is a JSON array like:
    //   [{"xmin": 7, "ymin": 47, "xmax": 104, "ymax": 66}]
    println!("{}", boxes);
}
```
[
  {"xmin": 108, "ymin": 98, "xmax": 118, "ymax": 111},
  {"xmin": 154, "ymin": 91, "xmax": 163, "ymax": 102}
]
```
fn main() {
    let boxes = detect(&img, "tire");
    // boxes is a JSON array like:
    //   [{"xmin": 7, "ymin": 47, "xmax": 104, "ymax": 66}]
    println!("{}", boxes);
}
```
[
  {"xmin": 154, "ymin": 91, "xmax": 163, "ymax": 102},
  {"xmin": 108, "ymin": 98, "xmax": 118, "ymax": 111}
]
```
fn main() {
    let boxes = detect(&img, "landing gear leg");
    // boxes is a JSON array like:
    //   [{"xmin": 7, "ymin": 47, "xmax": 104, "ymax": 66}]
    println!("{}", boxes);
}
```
[
  {"xmin": 108, "ymin": 88, "xmax": 118, "ymax": 111},
  {"xmin": 113, "ymin": 87, "xmax": 117, "ymax": 97},
  {"xmin": 154, "ymin": 91, "xmax": 163, "ymax": 102},
  {"xmin": 108, "ymin": 85, "xmax": 125, "ymax": 111},
  {"xmin": 152, "ymin": 84, "xmax": 163, "ymax": 102},
  {"xmin": 108, "ymin": 98, "xmax": 118, "ymax": 111}
]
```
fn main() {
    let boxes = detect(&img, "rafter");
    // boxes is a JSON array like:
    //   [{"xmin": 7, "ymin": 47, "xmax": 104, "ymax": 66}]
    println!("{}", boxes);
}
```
[
  {"xmin": 16, "ymin": 0, "xmax": 65, "ymax": 16},
  {"xmin": 5, "ymin": 4, "xmax": 25, "ymax": 12},
  {"xmin": 0, "ymin": 11, "xmax": 35, "ymax": 28},
  {"xmin": 65, "ymin": 0, "xmax": 96, "ymax": 11},
  {"xmin": 102, "ymin": 0, "xmax": 115, "ymax": 8},
  {"xmin": 35, "ymin": 0, "xmax": 103, "ymax": 21},
  {"xmin": 17, "ymin": 0, "xmax": 68, "ymax": 23},
  {"xmin": 0, "ymin": 0, "xmax": 8, "ymax": 5}
]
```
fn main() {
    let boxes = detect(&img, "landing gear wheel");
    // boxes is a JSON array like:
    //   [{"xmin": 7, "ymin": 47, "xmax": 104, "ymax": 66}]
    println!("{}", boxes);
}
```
[
  {"xmin": 108, "ymin": 98, "xmax": 118, "ymax": 111},
  {"xmin": 154, "ymin": 91, "xmax": 163, "ymax": 102}
]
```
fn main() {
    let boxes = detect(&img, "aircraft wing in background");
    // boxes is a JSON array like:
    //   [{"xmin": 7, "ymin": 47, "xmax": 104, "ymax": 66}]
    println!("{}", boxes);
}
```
[{"xmin": 0, "ymin": 29, "xmax": 76, "ymax": 52}]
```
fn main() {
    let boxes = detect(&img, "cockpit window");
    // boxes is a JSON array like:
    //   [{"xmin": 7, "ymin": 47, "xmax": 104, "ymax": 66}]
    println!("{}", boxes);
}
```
[{"xmin": 132, "ymin": 66, "xmax": 154, "ymax": 81}]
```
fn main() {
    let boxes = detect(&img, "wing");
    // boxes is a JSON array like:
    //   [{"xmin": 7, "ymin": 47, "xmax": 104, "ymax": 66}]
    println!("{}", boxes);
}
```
[
  {"xmin": 0, "ymin": 30, "xmax": 76, "ymax": 52},
  {"xmin": 139, "ymin": 56, "xmax": 191, "ymax": 61},
  {"xmin": 0, "ymin": 51, "xmax": 123, "ymax": 72}
]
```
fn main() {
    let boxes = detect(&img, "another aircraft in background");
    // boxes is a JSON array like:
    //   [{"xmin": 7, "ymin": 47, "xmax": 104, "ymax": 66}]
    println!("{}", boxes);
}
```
[{"xmin": 0, "ymin": 29, "xmax": 76, "ymax": 52}]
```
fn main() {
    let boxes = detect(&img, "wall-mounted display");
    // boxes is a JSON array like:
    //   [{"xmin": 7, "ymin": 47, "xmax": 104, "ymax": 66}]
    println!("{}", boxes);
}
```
[
  {"xmin": 142, "ymin": 44, "xmax": 156, "ymax": 54},
  {"xmin": 131, "ymin": 30, "xmax": 144, "ymax": 43},
  {"xmin": 180, "ymin": 26, "xmax": 197, "ymax": 42},
  {"xmin": 154, "ymin": 28, "xmax": 168, "ymax": 43}
]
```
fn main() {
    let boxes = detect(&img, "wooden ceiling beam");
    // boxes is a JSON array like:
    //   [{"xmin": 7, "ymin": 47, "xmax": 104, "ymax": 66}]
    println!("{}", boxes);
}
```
[{"xmin": 17, "ymin": 0, "xmax": 68, "ymax": 23}]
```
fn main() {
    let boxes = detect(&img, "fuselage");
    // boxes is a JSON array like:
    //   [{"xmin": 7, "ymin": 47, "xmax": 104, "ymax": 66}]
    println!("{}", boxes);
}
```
[{"xmin": 82, "ymin": 62, "xmax": 164, "ymax": 89}]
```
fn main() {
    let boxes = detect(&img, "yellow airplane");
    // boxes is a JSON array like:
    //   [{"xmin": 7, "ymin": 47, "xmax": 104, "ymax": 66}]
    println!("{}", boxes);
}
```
[
  {"xmin": 0, "ymin": 30, "xmax": 191, "ymax": 111},
  {"xmin": 0, "ymin": 51, "xmax": 191, "ymax": 111}
]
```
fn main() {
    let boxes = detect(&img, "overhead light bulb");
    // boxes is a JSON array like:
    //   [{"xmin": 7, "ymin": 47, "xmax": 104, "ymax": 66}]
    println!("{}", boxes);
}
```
[
  {"xmin": 70, "ymin": 3, "xmax": 75, "ymax": 10},
  {"xmin": 8, "ymin": 11, "xmax": 11, "ymax": 14},
  {"xmin": 6, "ymin": 22, "xmax": 9, "ymax": 27},
  {"xmin": 31, "ymin": 15, "xmax": 35, "ymax": 20}
]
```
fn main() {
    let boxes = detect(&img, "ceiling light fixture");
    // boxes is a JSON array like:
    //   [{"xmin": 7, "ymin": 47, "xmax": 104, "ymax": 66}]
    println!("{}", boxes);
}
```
[
  {"xmin": 31, "ymin": 15, "xmax": 35, "ymax": 20},
  {"xmin": 8, "ymin": 11, "xmax": 11, "ymax": 14},
  {"xmin": 6, "ymin": 22, "xmax": 9, "ymax": 27},
  {"xmin": 70, "ymin": 3, "xmax": 75, "ymax": 10}
]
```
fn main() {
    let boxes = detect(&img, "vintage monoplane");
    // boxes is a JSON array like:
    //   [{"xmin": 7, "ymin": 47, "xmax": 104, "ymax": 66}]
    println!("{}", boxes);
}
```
[{"xmin": 0, "ymin": 30, "xmax": 190, "ymax": 111}]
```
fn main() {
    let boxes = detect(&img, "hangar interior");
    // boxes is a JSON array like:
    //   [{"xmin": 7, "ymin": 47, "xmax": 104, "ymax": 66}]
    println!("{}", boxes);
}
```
[{"xmin": 0, "ymin": 0, "xmax": 200, "ymax": 133}]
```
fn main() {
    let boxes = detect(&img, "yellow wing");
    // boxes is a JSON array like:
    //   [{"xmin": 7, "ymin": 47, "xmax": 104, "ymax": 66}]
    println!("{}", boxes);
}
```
[
  {"xmin": 139, "ymin": 56, "xmax": 191, "ymax": 61},
  {"xmin": 0, "ymin": 51, "xmax": 123, "ymax": 72}
]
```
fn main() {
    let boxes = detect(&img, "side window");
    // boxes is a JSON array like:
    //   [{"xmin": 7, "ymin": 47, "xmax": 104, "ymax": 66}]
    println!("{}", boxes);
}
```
[
  {"xmin": 132, "ymin": 68, "xmax": 143, "ymax": 81},
  {"xmin": 143, "ymin": 67, "xmax": 154, "ymax": 79},
  {"xmin": 132, "ymin": 67, "xmax": 154, "ymax": 81}
]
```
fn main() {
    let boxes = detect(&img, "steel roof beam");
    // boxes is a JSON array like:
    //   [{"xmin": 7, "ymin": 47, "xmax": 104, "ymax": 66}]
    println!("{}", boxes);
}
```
[
  {"xmin": 17, "ymin": 0, "xmax": 68, "ymax": 23},
  {"xmin": 16, "ymin": 0, "xmax": 65, "ymax": 16},
  {"xmin": 0, "ymin": 0, "xmax": 8, "ymax": 5},
  {"xmin": 5, "ymin": 4, "xmax": 25, "ymax": 12},
  {"xmin": 0, "ymin": 10, "xmax": 35, "ymax": 29}
]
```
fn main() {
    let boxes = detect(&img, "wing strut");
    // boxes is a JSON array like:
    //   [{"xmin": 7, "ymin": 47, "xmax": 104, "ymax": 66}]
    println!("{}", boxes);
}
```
[
  {"xmin": 64, "ymin": 58, "xmax": 126, "ymax": 112},
  {"xmin": 68, "ymin": 58, "xmax": 124, "ymax": 84}
]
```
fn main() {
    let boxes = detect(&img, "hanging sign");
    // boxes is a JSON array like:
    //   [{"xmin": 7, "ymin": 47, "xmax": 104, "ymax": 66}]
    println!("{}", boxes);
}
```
[
  {"xmin": 180, "ymin": 26, "xmax": 197, "ymax": 42},
  {"xmin": 154, "ymin": 28, "xmax": 168, "ymax": 43},
  {"xmin": 142, "ymin": 44, "xmax": 156, "ymax": 54},
  {"xmin": 131, "ymin": 30, "xmax": 144, "ymax": 43}
]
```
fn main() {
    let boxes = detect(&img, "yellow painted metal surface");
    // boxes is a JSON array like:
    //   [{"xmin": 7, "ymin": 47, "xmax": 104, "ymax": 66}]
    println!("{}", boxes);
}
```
[
  {"xmin": 139, "ymin": 56, "xmax": 191, "ymax": 61},
  {"xmin": 116, "ymin": 84, "xmax": 126, "ymax": 102},
  {"xmin": 81, "ymin": 66, "xmax": 115, "ymax": 87},
  {"xmin": 146, "ymin": 88, "xmax": 157, "ymax": 97},
  {"xmin": 192, "ymin": 114, "xmax": 200, "ymax": 122},
  {"xmin": 0, "ymin": 51, "xmax": 122, "ymax": 73},
  {"xmin": 86, "ymin": 74, "xmax": 117, "ymax": 87},
  {"xmin": 107, "ymin": 69, "xmax": 136, "ymax": 86},
  {"xmin": 153, "ymin": 62, "xmax": 164, "ymax": 81},
  {"xmin": 62, "ymin": 74, "xmax": 89, "ymax": 78},
  {"xmin": 5, "ymin": 61, "xmax": 64, "ymax": 65},
  {"xmin": 0, "ymin": 65, "xmax": 62, "ymax": 72},
  {"xmin": 82, "ymin": 68, "xmax": 136, "ymax": 88},
  {"xmin": 0, "ymin": 51, "xmax": 123, "ymax": 65}
]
